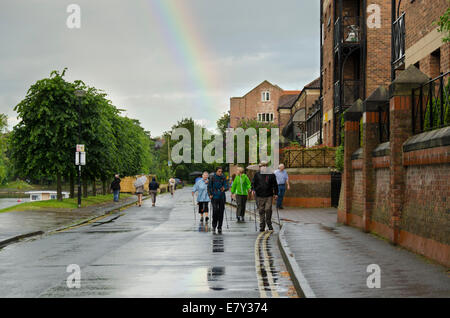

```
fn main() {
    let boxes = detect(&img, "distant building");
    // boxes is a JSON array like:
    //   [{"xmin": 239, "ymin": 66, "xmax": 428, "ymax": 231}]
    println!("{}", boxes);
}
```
[
  {"xmin": 25, "ymin": 191, "xmax": 69, "ymax": 201},
  {"xmin": 280, "ymin": 78, "xmax": 321, "ymax": 146},
  {"xmin": 230, "ymin": 80, "xmax": 300, "ymax": 129}
]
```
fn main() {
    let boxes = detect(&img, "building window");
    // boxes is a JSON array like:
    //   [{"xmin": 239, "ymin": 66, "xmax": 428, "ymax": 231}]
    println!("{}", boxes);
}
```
[
  {"xmin": 262, "ymin": 91, "xmax": 270, "ymax": 102},
  {"xmin": 31, "ymin": 195, "xmax": 39, "ymax": 201},
  {"xmin": 258, "ymin": 113, "xmax": 274, "ymax": 123}
]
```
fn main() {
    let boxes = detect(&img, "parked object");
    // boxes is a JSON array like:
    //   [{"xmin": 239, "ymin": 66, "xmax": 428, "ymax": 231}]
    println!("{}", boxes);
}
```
[{"xmin": 25, "ymin": 191, "xmax": 69, "ymax": 202}]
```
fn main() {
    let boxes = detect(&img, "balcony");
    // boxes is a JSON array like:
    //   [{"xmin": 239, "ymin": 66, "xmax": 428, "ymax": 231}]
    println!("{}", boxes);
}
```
[
  {"xmin": 334, "ymin": 80, "xmax": 362, "ymax": 113},
  {"xmin": 334, "ymin": 16, "xmax": 363, "ymax": 52},
  {"xmin": 392, "ymin": 12, "xmax": 406, "ymax": 70}
]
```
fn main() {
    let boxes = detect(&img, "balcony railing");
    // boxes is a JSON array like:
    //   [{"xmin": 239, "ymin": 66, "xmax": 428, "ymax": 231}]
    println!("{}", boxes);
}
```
[
  {"xmin": 306, "ymin": 101, "xmax": 322, "ymax": 141},
  {"xmin": 392, "ymin": 12, "xmax": 406, "ymax": 70},
  {"xmin": 334, "ymin": 80, "xmax": 362, "ymax": 112},
  {"xmin": 412, "ymin": 71, "xmax": 450, "ymax": 135},
  {"xmin": 334, "ymin": 16, "xmax": 362, "ymax": 51}
]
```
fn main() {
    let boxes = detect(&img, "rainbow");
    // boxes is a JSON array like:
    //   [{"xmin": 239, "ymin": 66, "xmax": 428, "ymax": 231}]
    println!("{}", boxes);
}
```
[{"xmin": 146, "ymin": 0, "xmax": 221, "ymax": 120}]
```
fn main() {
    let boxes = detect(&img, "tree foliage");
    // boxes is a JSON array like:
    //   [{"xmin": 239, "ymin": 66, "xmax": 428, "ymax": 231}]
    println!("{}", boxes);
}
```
[{"xmin": 10, "ymin": 69, "xmax": 152, "ymax": 199}]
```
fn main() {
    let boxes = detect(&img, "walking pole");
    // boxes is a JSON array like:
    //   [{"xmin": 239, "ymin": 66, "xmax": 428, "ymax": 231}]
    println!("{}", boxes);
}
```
[
  {"xmin": 223, "ymin": 200, "xmax": 229, "ymax": 229},
  {"xmin": 253, "ymin": 199, "xmax": 257, "ymax": 232},
  {"xmin": 276, "ymin": 205, "xmax": 281, "ymax": 229},
  {"xmin": 192, "ymin": 196, "xmax": 196, "ymax": 222}
]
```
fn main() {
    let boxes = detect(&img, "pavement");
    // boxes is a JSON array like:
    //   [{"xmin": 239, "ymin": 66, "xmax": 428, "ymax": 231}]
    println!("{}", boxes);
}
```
[
  {"xmin": 0, "ymin": 188, "xmax": 296, "ymax": 298},
  {"xmin": 0, "ymin": 196, "xmax": 139, "ymax": 246},
  {"xmin": 275, "ymin": 206, "xmax": 450, "ymax": 298}
]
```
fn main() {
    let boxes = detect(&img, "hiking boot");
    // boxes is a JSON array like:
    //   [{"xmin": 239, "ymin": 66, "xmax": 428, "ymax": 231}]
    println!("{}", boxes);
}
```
[
  {"xmin": 268, "ymin": 225, "xmax": 273, "ymax": 231},
  {"xmin": 200, "ymin": 217, "xmax": 204, "ymax": 222},
  {"xmin": 205, "ymin": 217, "xmax": 209, "ymax": 222},
  {"xmin": 260, "ymin": 229, "xmax": 265, "ymax": 232},
  {"xmin": 218, "ymin": 229, "xmax": 222, "ymax": 234}
]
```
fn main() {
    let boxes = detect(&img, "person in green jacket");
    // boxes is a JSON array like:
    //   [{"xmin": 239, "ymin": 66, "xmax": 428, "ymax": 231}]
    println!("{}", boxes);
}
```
[{"xmin": 231, "ymin": 167, "xmax": 252, "ymax": 222}]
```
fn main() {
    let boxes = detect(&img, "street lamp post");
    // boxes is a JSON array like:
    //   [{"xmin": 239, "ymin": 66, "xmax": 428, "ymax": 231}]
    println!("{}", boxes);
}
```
[{"xmin": 74, "ymin": 90, "xmax": 86, "ymax": 208}]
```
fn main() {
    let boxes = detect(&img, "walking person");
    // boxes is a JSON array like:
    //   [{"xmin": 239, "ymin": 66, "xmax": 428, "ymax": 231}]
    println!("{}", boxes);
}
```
[
  {"xmin": 252, "ymin": 161, "xmax": 278, "ymax": 232},
  {"xmin": 169, "ymin": 177, "xmax": 176, "ymax": 196},
  {"xmin": 192, "ymin": 172, "xmax": 211, "ymax": 222},
  {"xmin": 208, "ymin": 167, "xmax": 229, "ymax": 234},
  {"xmin": 134, "ymin": 176, "xmax": 146, "ymax": 207},
  {"xmin": 231, "ymin": 167, "xmax": 251, "ymax": 222},
  {"xmin": 148, "ymin": 177, "xmax": 159, "ymax": 207},
  {"xmin": 110, "ymin": 174, "xmax": 121, "ymax": 203},
  {"xmin": 274, "ymin": 164, "xmax": 290, "ymax": 209}
]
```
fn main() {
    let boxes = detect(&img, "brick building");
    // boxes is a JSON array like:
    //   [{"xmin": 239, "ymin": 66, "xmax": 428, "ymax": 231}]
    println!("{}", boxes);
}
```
[
  {"xmin": 338, "ymin": 0, "xmax": 450, "ymax": 266},
  {"xmin": 393, "ymin": 0, "xmax": 450, "ymax": 81},
  {"xmin": 280, "ymin": 78, "xmax": 321, "ymax": 146},
  {"xmin": 320, "ymin": 0, "xmax": 393, "ymax": 147},
  {"xmin": 230, "ymin": 81, "xmax": 300, "ymax": 129}
]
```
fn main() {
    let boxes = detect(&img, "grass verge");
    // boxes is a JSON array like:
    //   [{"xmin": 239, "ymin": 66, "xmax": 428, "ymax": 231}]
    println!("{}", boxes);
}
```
[{"xmin": 0, "ymin": 194, "xmax": 132, "ymax": 213}]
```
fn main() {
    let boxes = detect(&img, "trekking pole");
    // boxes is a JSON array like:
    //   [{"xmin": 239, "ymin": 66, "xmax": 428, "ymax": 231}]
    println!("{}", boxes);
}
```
[
  {"xmin": 276, "ymin": 205, "xmax": 281, "ymax": 229},
  {"xmin": 253, "ymin": 199, "xmax": 257, "ymax": 232},
  {"xmin": 223, "ymin": 201, "xmax": 229, "ymax": 229},
  {"xmin": 192, "ymin": 196, "xmax": 196, "ymax": 222}
]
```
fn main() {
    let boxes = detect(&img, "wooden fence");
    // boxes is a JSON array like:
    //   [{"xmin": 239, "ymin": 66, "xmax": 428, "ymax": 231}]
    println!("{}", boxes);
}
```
[{"xmin": 282, "ymin": 147, "xmax": 336, "ymax": 168}]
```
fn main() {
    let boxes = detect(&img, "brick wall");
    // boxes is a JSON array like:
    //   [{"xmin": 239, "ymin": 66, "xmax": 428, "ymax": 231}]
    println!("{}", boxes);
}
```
[
  {"xmin": 366, "ymin": 0, "xmax": 392, "ymax": 96},
  {"xmin": 351, "ymin": 167, "xmax": 363, "ymax": 217},
  {"xmin": 283, "ymin": 169, "xmax": 332, "ymax": 208},
  {"xmin": 372, "ymin": 167, "xmax": 390, "ymax": 227},
  {"xmin": 399, "ymin": 0, "xmax": 449, "ymax": 50},
  {"xmin": 402, "ymin": 163, "xmax": 450, "ymax": 245}
]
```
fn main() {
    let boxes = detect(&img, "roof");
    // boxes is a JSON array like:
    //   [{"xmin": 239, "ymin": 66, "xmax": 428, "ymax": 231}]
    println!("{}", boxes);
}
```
[
  {"xmin": 304, "ymin": 77, "xmax": 321, "ymax": 90},
  {"xmin": 231, "ymin": 80, "xmax": 284, "ymax": 99},
  {"xmin": 278, "ymin": 93, "xmax": 300, "ymax": 110}
]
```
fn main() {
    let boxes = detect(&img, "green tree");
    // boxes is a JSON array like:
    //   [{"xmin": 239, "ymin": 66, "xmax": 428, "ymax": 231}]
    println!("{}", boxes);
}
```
[{"xmin": 436, "ymin": 4, "xmax": 450, "ymax": 43}]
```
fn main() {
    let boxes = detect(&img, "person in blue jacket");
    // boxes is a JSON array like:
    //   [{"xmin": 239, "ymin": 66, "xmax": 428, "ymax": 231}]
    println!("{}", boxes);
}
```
[
  {"xmin": 192, "ymin": 171, "xmax": 211, "ymax": 222},
  {"xmin": 207, "ymin": 167, "xmax": 229, "ymax": 234}
]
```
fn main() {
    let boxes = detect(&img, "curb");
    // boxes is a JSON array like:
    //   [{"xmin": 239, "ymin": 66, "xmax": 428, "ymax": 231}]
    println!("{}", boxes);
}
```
[
  {"xmin": 277, "ymin": 224, "xmax": 316, "ymax": 298},
  {"xmin": 0, "ymin": 231, "xmax": 45, "ymax": 249},
  {"xmin": 0, "ymin": 196, "xmax": 148, "ymax": 249}
]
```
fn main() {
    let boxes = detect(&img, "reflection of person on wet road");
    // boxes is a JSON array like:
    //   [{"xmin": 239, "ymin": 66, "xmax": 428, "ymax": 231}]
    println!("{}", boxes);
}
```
[
  {"xmin": 252, "ymin": 161, "xmax": 278, "ymax": 232},
  {"xmin": 148, "ymin": 177, "xmax": 159, "ymax": 207},
  {"xmin": 208, "ymin": 167, "xmax": 229, "ymax": 234},
  {"xmin": 192, "ymin": 172, "xmax": 211, "ymax": 223},
  {"xmin": 231, "ymin": 167, "xmax": 251, "ymax": 222}
]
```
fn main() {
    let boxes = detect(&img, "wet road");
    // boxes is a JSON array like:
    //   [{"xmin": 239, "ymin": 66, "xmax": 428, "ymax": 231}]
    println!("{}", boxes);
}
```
[{"xmin": 0, "ymin": 188, "xmax": 295, "ymax": 298}]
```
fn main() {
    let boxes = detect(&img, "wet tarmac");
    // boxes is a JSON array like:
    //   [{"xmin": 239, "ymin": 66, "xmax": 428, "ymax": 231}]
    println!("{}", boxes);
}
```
[{"xmin": 0, "ymin": 188, "xmax": 296, "ymax": 298}]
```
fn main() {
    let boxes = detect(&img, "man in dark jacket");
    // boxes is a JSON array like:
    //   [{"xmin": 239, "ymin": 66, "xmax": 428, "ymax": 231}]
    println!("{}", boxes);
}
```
[
  {"xmin": 208, "ymin": 167, "xmax": 229, "ymax": 234},
  {"xmin": 110, "ymin": 174, "xmax": 121, "ymax": 202},
  {"xmin": 252, "ymin": 162, "xmax": 278, "ymax": 232}
]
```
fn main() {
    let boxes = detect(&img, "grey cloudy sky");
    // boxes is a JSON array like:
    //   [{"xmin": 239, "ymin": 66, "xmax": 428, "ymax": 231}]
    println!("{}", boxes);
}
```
[{"xmin": 0, "ymin": 0, "xmax": 320, "ymax": 136}]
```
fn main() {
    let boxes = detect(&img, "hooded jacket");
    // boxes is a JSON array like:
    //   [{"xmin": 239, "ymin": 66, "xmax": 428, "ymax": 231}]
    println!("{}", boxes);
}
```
[{"xmin": 207, "ymin": 173, "xmax": 229, "ymax": 200}]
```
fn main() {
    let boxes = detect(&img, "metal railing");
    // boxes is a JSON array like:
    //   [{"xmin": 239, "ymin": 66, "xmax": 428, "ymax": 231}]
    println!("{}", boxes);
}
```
[
  {"xmin": 334, "ymin": 80, "xmax": 362, "ymax": 112},
  {"xmin": 334, "ymin": 16, "xmax": 362, "ymax": 51},
  {"xmin": 411, "ymin": 71, "xmax": 450, "ymax": 134},
  {"xmin": 392, "ymin": 12, "xmax": 406, "ymax": 70},
  {"xmin": 306, "ymin": 102, "xmax": 322, "ymax": 140}
]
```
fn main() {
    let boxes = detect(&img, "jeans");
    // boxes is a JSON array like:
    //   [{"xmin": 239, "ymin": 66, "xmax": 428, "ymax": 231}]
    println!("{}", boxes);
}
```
[
  {"xmin": 256, "ymin": 196, "xmax": 273, "ymax": 230},
  {"xmin": 149, "ymin": 190, "xmax": 157, "ymax": 204},
  {"xmin": 277, "ymin": 184, "xmax": 286, "ymax": 208},
  {"xmin": 212, "ymin": 198, "xmax": 225, "ymax": 230},
  {"xmin": 113, "ymin": 189, "xmax": 120, "ymax": 202}
]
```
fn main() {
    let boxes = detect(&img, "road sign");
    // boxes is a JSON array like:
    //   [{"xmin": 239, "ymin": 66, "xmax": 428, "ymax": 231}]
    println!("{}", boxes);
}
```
[
  {"xmin": 76, "ymin": 144, "xmax": 85, "ymax": 152},
  {"xmin": 75, "ymin": 152, "xmax": 86, "ymax": 166}
]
